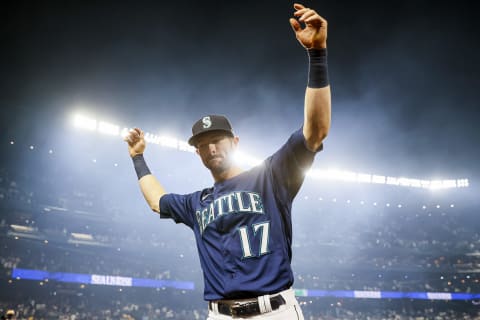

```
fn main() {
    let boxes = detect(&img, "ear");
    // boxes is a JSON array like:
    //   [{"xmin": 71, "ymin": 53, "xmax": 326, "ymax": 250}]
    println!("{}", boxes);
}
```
[{"xmin": 232, "ymin": 136, "xmax": 240, "ymax": 147}]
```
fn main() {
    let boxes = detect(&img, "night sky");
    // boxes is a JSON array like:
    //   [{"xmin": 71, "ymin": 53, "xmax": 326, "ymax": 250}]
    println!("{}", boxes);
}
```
[{"xmin": 1, "ymin": 0, "xmax": 478, "ymax": 183}]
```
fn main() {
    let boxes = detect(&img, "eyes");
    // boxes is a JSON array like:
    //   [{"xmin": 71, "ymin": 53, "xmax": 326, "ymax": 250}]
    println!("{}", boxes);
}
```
[{"xmin": 197, "ymin": 135, "xmax": 229, "ymax": 150}]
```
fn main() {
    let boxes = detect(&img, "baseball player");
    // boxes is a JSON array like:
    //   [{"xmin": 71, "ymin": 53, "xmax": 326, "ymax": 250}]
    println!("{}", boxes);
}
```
[{"xmin": 124, "ymin": 3, "xmax": 330, "ymax": 319}]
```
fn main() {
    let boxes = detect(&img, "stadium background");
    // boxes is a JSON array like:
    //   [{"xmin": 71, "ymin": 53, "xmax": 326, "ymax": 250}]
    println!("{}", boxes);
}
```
[{"xmin": 1, "ymin": 0, "xmax": 479, "ymax": 319}]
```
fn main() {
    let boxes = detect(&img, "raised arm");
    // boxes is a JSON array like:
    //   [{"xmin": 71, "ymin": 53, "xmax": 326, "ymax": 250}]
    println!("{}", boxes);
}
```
[
  {"xmin": 290, "ymin": 3, "xmax": 331, "ymax": 151},
  {"xmin": 124, "ymin": 128, "xmax": 166, "ymax": 213}
]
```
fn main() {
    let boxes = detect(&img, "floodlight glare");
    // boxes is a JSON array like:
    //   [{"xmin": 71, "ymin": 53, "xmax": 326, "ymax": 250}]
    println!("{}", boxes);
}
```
[
  {"xmin": 398, "ymin": 178, "xmax": 412, "ymax": 187},
  {"xmin": 457, "ymin": 179, "xmax": 469, "ymax": 188},
  {"xmin": 358, "ymin": 173, "xmax": 372, "ymax": 183},
  {"xmin": 71, "ymin": 232, "xmax": 94, "ymax": 240},
  {"xmin": 442, "ymin": 180, "xmax": 457, "ymax": 188},
  {"xmin": 73, "ymin": 114, "xmax": 97, "ymax": 131},
  {"xmin": 69, "ymin": 114, "xmax": 470, "ymax": 190},
  {"xmin": 120, "ymin": 128, "xmax": 130, "ymax": 139},
  {"xmin": 409, "ymin": 179, "xmax": 422, "ymax": 188},
  {"xmin": 386, "ymin": 177, "xmax": 400, "ymax": 186},
  {"xmin": 159, "ymin": 136, "xmax": 178, "ymax": 149},
  {"xmin": 144, "ymin": 132, "xmax": 161, "ymax": 145},
  {"xmin": 98, "ymin": 121, "xmax": 120, "ymax": 136},
  {"xmin": 429, "ymin": 180, "xmax": 443, "ymax": 190},
  {"xmin": 10, "ymin": 224, "xmax": 35, "ymax": 233},
  {"xmin": 234, "ymin": 151, "xmax": 262, "ymax": 168},
  {"xmin": 372, "ymin": 175, "xmax": 386, "ymax": 184},
  {"xmin": 338, "ymin": 170, "xmax": 357, "ymax": 182},
  {"xmin": 178, "ymin": 141, "xmax": 195, "ymax": 153}
]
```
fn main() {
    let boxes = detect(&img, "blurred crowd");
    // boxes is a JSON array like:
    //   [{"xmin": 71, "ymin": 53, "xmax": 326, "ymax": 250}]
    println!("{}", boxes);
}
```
[
  {"xmin": 1, "ymin": 145, "xmax": 479, "ymax": 319},
  {"xmin": 2, "ymin": 296, "xmax": 480, "ymax": 319}
]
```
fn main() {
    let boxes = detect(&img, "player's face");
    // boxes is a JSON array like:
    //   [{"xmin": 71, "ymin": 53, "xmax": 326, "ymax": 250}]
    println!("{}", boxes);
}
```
[{"xmin": 195, "ymin": 132, "xmax": 238, "ymax": 174}]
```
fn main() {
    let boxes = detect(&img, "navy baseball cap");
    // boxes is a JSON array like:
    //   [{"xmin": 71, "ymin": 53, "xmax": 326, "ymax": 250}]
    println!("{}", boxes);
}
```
[{"xmin": 188, "ymin": 115, "xmax": 234, "ymax": 146}]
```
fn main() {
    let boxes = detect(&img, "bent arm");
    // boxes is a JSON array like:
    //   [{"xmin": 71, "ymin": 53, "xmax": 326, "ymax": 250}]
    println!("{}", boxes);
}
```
[
  {"xmin": 124, "ymin": 128, "xmax": 167, "ymax": 213},
  {"xmin": 138, "ymin": 174, "xmax": 166, "ymax": 213}
]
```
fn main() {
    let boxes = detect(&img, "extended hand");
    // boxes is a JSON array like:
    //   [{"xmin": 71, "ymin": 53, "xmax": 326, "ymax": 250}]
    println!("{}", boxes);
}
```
[
  {"xmin": 124, "ymin": 128, "xmax": 146, "ymax": 157},
  {"xmin": 289, "ymin": 3, "xmax": 327, "ymax": 49}
]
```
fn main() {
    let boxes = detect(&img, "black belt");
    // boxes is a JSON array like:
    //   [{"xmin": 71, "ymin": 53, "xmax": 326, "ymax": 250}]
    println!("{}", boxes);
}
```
[{"xmin": 209, "ymin": 294, "xmax": 286, "ymax": 317}]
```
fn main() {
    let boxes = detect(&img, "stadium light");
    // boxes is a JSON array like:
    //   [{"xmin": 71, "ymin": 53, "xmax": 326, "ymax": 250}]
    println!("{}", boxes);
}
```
[
  {"xmin": 178, "ymin": 140, "xmax": 193, "ymax": 152},
  {"xmin": 357, "ymin": 173, "xmax": 372, "ymax": 183},
  {"xmin": 10, "ymin": 224, "xmax": 35, "ymax": 233},
  {"xmin": 372, "ymin": 175, "xmax": 386, "ymax": 184},
  {"xmin": 157, "ymin": 135, "xmax": 178, "ymax": 149},
  {"xmin": 98, "ymin": 121, "xmax": 120, "ymax": 136},
  {"xmin": 71, "ymin": 232, "xmax": 94, "ymax": 241},
  {"xmin": 457, "ymin": 179, "xmax": 469, "ymax": 187},
  {"xmin": 386, "ymin": 177, "xmax": 400, "ymax": 186},
  {"xmin": 71, "ymin": 113, "xmax": 470, "ymax": 190},
  {"xmin": 73, "ymin": 114, "xmax": 97, "ymax": 131}
]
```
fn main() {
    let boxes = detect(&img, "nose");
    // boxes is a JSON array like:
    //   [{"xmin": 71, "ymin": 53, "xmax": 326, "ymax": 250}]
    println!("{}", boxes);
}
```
[{"xmin": 208, "ymin": 143, "xmax": 216, "ymax": 155}]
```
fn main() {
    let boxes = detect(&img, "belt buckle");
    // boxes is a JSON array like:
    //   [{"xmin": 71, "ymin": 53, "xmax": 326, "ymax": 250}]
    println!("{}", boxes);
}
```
[
  {"xmin": 229, "ymin": 302, "xmax": 243, "ymax": 317},
  {"xmin": 231, "ymin": 301, "xmax": 259, "ymax": 317}
]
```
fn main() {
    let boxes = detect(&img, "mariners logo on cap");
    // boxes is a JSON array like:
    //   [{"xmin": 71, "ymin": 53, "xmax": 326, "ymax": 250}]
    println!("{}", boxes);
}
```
[
  {"xmin": 188, "ymin": 114, "xmax": 234, "ymax": 146},
  {"xmin": 202, "ymin": 116, "xmax": 212, "ymax": 129}
]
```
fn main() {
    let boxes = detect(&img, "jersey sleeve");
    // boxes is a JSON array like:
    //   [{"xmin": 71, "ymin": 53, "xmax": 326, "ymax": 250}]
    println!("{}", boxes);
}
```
[
  {"xmin": 269, "ymin": 128, "xmax": 322, "ymax": 202},
  {"xmin": 159, "ymin": 193, "xmax": 196, "ymax": 229}
]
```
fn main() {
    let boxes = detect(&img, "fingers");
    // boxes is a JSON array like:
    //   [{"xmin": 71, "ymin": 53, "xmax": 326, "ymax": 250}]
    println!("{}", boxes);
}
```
[
  {"xmin": 304, "ymin": 14, "xmax": 319, "ymax": 24},
  {"xmin": 294, "ymin": 7, "xmax": 320, "ymax": 21},
  {"xmin": 292, "ymin": 5, "xmax": 322, "ymax": 28},
  {"xmin": 123, "ymin": 129, "xmax": 136, "ymax": 143},
  {"xmin": 290, "ymin": 4, "xmax": 328, "ymax": 49},
  {"xmin": 293, "ymin": 3, "xmax": 305, "ymax": 10},
  {"xmin": 293, "ymin": 8, "xmax": 309, "ymax": 18},
  {"xmin": 293, "ymin": 6, "xmax": 326, "ymax": 28},
  {"xmin": 123, "ymin": 128, "xmax": 143, "ymax": 145},
  {"xmin": 123, "ymin": 133, "xmax": 131, "ymax": 143},
  {"xmin": 289, "ymin": 18, "xmax": 302, "ymax": 33},
  {"xmin": 298, "ymin": 10, "xmax": 316, "ymax": 22}
]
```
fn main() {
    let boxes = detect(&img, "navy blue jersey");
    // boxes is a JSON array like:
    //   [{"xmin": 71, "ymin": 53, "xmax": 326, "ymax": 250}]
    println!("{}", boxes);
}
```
[{"xmin": 159, "ymin": 128, "xmax": 321, "ymax": 300}]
